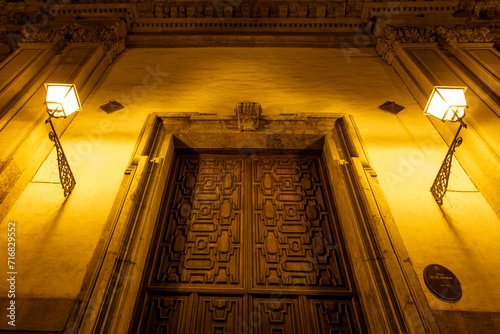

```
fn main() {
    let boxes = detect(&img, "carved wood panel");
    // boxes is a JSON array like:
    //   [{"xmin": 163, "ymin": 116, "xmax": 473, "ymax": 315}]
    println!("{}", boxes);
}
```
[
  {"xmin": 139, "ymin": 294, "xmax": 193, "ymax": 333},
  {"xmin": 251, "ymin": 157, "xmax": 350, "ymax": 294},
  {"xmin": 132, "ymin": 152, "xmax": 366, "ymax": 333},
  {"xmin": 151, "ymin": 157, "xmax": 244, "ymax": 292}
]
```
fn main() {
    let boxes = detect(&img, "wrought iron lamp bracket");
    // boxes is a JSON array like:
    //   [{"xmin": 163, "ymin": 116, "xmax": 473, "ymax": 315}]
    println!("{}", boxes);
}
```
[
  {"xmin": 430, "ymin": 120, "xmax": 467, "ymax": 205},
  {"xmin": 46, "ymin": 118, "xmax": 76, "ymax": 196}
]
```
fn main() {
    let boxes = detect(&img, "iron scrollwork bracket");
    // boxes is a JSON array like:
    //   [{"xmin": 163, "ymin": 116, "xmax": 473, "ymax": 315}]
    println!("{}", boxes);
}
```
[
  {"xmin": 430, "ymin": 122, "xmax": 466, "ymax": 205},
  {"xmin": 46, "ymin": 118, "xmax": 76, "ymax": 196}
]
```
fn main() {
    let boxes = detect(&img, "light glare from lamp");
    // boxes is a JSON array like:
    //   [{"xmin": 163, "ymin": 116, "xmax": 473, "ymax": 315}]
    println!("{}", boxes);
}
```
[
  {"xmin": 424, "ymin": 86, "xmax": 467, "ymax": 122},
  {"xmin": 45, "ymin": 83, "xmax": 82, "ymax": 118}
]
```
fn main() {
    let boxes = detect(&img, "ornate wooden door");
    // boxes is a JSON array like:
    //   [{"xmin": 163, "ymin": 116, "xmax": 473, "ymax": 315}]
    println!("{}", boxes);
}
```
[{"xmin": 131, "ymin": 151, "xmax": 366, "ymax": 333}]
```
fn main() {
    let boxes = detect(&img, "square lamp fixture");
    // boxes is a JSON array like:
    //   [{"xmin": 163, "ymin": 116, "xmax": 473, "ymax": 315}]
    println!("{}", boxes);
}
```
[
  {"xmin": 423, "ymin": 86, "xmax": 467, "ymax": 122},
  {"xmin": 44, "ymin": 83, "xmax": 82, "ymax": 118}
]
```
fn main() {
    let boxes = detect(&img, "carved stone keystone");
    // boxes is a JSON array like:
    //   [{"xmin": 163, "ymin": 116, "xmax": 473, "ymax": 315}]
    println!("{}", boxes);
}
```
[{"xmin": 234, "ymin": 102, "xmax": 262, "ymax": 131}]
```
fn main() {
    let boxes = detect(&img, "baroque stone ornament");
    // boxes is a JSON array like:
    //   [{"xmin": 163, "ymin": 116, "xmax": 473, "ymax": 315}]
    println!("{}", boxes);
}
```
[
  {"xmin": 376, "ymin": 25, "xmax": 494, "ymax": 64},
  {"xmin": 21, "ymin": 22, "xmax": 126, "ymax": 59},
  {"xmin": 0, "ymin": 0, "xmax": 26, "ymax": 25},
  {"xmin": 1, "ymin": 0, "xmax": 500, "ymax": 51},
  {"xmin": 375, "ymin": 26, "xmax": 437, "ymax": 64},
  {"xmin": 234, "ymin": 102, "xmax": 262, "ymax": 131},
  {"xmin": 436, "ymin": 25, "xmax": 494, "ymax": 51},
  {"xmin": 469, "ymin": 0, "xmax": 500, "ymax": 20}
]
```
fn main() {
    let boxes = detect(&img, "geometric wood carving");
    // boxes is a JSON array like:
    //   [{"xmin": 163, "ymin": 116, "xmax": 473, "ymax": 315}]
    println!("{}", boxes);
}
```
[
  {"xmin": 151, "ymin": 157, "xmax": 243, "ymax": 290},
  {"xmin": 252, "ymin": 157, "xmax": 349, "ymax": 293},
  {"xmin": 133, "ymin": 151, "xmax": 366, "ymax": 333}
]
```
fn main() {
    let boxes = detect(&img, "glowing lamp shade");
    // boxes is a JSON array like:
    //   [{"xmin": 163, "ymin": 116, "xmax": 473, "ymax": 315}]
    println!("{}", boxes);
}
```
[
  {"xmin": 44, "ymin": 83, "xmax": 82, "ymax": 118},
  {"xmin": 424, "ymin": 86, "xmax": 467, "ymax": 122}
]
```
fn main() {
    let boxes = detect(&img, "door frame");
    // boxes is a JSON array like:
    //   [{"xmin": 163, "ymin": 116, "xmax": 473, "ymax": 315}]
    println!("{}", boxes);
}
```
[{"xmin": 69, "ymin": 113, "xmax": 439, "ymax": 333}]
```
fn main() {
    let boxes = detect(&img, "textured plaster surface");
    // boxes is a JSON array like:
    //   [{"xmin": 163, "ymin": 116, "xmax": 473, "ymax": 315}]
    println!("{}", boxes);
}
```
[{"xmin": 1, "ymin": 48, "xmax": 499, "ymax": 316}]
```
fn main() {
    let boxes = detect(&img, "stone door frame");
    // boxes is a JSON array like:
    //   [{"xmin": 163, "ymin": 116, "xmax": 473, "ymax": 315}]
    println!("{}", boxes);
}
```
[{"xmin": 69, "ymin": 112, "xmax": 439, "ymax": 333}]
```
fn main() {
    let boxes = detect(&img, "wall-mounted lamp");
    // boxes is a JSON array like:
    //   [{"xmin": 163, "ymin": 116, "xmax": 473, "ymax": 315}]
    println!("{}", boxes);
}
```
[
  {"xmin": 424, "ymin": 86, "xmax": 468, "ymax": 205},
  {"xmin": 44, "ymin": 83, "xmax": 82, "ymax": 196}
]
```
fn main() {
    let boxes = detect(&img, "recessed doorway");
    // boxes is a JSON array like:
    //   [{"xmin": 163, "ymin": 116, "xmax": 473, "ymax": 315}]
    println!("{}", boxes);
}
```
[{"xmin": 131, "ymin": 150, "xmax": 367, "ymax": 333}]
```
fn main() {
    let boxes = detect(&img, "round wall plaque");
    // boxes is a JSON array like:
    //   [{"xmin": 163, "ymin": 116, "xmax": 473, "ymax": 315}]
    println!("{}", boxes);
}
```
[{"xmin": 423, "ymin": 264, "xmax": 462, "ymax": 302}]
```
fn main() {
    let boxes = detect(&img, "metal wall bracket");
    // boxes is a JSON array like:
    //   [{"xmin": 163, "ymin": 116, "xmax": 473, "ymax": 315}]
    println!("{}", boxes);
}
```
[
  {"xmin": 46, "ymin": 118, "xmax": 76, "ymax": 196},
  {"xmin": 430, "ymin": 121, "xmax": 466, "ymax": 205}
]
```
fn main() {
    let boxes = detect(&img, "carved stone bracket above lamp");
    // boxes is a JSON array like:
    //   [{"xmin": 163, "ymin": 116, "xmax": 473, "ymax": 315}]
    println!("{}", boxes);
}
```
[
  {"xmin": 20, "ymin": 21, "xmax": 127, "ymax": 61},
  {"xmin": 376, "ymin": 25, "xmax": 494, "ymax": 65}
]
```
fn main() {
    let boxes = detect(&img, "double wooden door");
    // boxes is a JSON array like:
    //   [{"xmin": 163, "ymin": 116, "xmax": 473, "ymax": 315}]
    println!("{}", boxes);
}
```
[{"xmin": 132, "ymin": 151, "xmax": 366, "ymax": 333}]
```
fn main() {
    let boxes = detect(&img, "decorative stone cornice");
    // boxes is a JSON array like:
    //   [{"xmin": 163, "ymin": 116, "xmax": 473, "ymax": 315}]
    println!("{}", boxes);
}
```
[
  {"xmin": 1, "ymin": 1, "xmax": 500, "ymax": 50},
  {"xmin": 21, "ymin": 21, "xmax": 126, "ymax": 59},
  {"xmin": 376, "ymin": 25, "xmax": 494, "ymax": 64},
  {"xmin": 134, "ymin": 1, "xmax": 352, "ymax": 19},
  {"xmin": 376, "ymin": 26, "xmax": 437, "ymax": 64}
]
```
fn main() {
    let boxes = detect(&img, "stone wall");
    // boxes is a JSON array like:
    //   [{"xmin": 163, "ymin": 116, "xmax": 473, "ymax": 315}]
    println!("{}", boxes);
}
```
[{"xmin": 0, "ymin": 47, "xmax": 500, "ymax": 332}]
